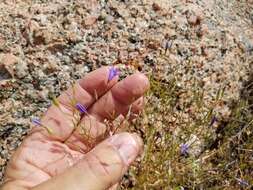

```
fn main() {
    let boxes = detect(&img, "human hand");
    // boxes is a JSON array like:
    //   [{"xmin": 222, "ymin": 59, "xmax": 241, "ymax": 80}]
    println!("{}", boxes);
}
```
[{"xmin": 2, "ymin": 67, "xmax": 150, "ymax": 190}]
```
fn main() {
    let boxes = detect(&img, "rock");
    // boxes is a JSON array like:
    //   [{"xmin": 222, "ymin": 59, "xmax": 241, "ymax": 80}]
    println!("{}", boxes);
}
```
[
  {"xmin": 83, "ymin": 16, "xmax": 97, "ymax": 26},
  {"xmin": 15, "ymin": 59, "xmax": 28, "ymax": 79},
  {"xmin": 128, "ymin": 35, "xmax": 141, "ymax": 44},
  {"xmin": 201, "ymin": 46, "xmax": 209, "ymax": 57},
  {"xmin": 239, "ymin": 35, "xmax": 253, "ymax": 53},
  {"xmin": 67, "ymin": 32, "xmax": 80, "ymax": 43},
  {"xmin": 0, "ymin": 53, "xmax": 17, "ymax": 80},
  {"xmin": 197, "ymin": 24, "xmax": 209, "ymax": 37},
  {"xmin": 76, "ymin": 7, "xmax": 85, "ymax": 16},
  {"xmin": 144, "ymin": 55, "xmax": 155, "ymax": 66},
  {"xmin": 0, "ymin": 157, "xmax": 4, "ymax": 166},
  {"xmin": 98, "ymin": 10, "xmax": 107, "ymax": 20},
  {"xmin": 38, "ymin": 88, "xmax": 49, "ymax": 101},
  {"xmin": 33, "ymin": 14, "xmax": 48, "ymax": 26},
  {"xmin": 83, "ymin": 66, "xmax": 90, "ymax": 73},
  {"xmin": 0, "ymin": 67, "xmax": 9, "ymax": 81},
  {"xmin": 118, "ymin": 7, "xmax": 129, "ymax": 18},
  {"xmin": 187, "ymin": 15, "xmax": 198, "ymax": 25},
  {"xmin": 33, "ymin": 29, "xmax": 52, "ymax": 45},
  {"xmin": 45, "ymin": 55, "xmax": 60, "ymax": 73},
  {"xmin": 0, "ymin": 36, "xmax": 6, "ymax": 50},
  {"xmin": 105, "ymin": 15, "xmax": 114, "ymax": 24},
  {"xmin": 23, "ymin": 20, "xmax": 39, "ymax": 45},
  {"xmin": 152, "ymin": 3, "xmax": 161, "ymax": 12},
  {"xmin": 186, "ymin": 5, "xmax": 204, "ymax": 26},
  {"xmin": 24, "ymin": 19, "xmax": 52, "ymax": 45}
]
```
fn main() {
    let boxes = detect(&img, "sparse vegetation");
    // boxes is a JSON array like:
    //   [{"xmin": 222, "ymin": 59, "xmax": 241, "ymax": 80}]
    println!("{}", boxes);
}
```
[{"xmin": 120, "ymin": 73, "xmax": 253, "ymax": 189}]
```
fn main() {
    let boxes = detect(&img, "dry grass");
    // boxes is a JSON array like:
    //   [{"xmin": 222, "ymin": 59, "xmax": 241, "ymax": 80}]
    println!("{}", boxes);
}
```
[{"xmin": 120, "ymin": 73, "xmax": 253, "ymax": 189}]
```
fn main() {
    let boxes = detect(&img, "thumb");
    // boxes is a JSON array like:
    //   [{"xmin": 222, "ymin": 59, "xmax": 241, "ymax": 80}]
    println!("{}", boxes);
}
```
[{"xmin": 32, "ymin": 133, "xmax": 143, "ymax": 190}]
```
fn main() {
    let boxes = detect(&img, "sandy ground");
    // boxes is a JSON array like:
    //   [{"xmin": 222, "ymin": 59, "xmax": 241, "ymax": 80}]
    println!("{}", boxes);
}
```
[{"xmin": 0, "ymin": 0, "xmax": 252, "ymax": 186}]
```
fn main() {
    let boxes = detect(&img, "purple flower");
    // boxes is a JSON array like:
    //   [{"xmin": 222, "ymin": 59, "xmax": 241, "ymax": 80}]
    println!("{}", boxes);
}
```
[
  {"xmin": 108, "ymin": 67, "xmax": 119, "ymax": 81},
  {"xmin": 32, "ymin": 118, "xmax": 42, "ymax": 126},
  {"xmin": 235, "ymin": 178, "xmax": 249, "ymax": 186},
  {"xmin": 180, "ymin": 143, "xmax": 189, "ymax": 155},
  {"xmin": 209, "ymin": 116, "xmax": 217, "ymax": 127},
  {"xmin": 76, "ymin": 103, "xmax": 88, "ymax": 114}
]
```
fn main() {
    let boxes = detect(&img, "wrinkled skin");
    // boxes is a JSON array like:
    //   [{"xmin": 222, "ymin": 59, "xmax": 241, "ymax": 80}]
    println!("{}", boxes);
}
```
[{"xmin": 2, "ymin": 67, "xmax": 149, "ymax": 190}]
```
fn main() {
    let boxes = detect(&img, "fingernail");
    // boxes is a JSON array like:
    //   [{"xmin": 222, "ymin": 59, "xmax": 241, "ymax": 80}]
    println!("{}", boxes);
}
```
[{"xmin": 109, "ymin": 133, "xmax": 141, "ymax": 165}]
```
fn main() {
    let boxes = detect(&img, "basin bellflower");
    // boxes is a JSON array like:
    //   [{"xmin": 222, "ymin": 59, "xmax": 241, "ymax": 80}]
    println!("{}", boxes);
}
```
[
  {"xmin": 235, "ymin": 178, "xmax": 249, "ymax": 187},
  {"xmin": 76, "ymin": 103, "xmax": 88, "ymax": 114},
  {"xmin": 209, "ymin": 116, "xmax": 217, "ymax": 127},
  {"xmin": 31, "ymin": 118, "xmax": 53, "ymax": 134},
  {"xmin": 180, "ymin": 143, "xmax": 189, "ymax": 156},
  {"xmin": 108, "ymin": 67, "xmax": 119, "ymax": 81},
  {"xmin": 32, "ymin": 118, "xmax": 42, "ymax": 126}
]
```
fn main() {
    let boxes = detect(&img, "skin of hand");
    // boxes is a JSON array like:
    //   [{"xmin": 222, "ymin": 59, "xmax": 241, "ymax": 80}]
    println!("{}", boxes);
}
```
[{"xmin": 1, "ymin": 67, "xmax": 150, "ymax": 190}]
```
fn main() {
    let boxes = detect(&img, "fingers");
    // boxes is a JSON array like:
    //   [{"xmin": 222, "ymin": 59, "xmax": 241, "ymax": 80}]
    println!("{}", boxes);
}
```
[
  {"xmin": 65, "ymin": 115, "xmax": 107, "ymax": 152},
  {"xmin": 88, "ymin": 73, "xmax": 149, "ymax": 121},
  {"xmin": 58, "ymin": 66, "xmax": 118, "ymax": 110},
  {"xmin": 32, "ymin": 133, "xmax": 143, "ymax": 190},
  {"xmin": 64, "ymin": 74, "xmax": 148, "ymax": 152},
  {"xmin": 36, "ymin": 67, "xmax": 118, "ymax": 140},
  {"xmin": 65, "ymin": 97, "xmax": 144, "ymax": 153},
  {"xmin": 78, "ymin": 66, "xmax": 118, "ymax": 99}
]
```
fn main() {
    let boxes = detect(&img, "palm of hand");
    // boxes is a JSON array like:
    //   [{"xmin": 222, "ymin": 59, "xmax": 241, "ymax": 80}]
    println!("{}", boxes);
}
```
[{"xmin": 3, "ymin": 67, "xmax": 149, "ymax": 189}]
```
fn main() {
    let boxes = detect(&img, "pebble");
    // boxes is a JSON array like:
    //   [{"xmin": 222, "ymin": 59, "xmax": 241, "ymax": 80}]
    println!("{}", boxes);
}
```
[
  {"xmin": 15, "ymin": 60, "xmax": 28, "ymax": 79},
  {"xmin": 152, "ymin": 3, "xmax": 161, "ymax": 12},
  {"xmin": 105, "ymin": 15, "xmax": 114, "ymax": 24},
  {"xmin": 37, "ymin": 88, "xmax": 49, "ymax": 101},
  {"xmin": 186, "ymin": 5, "xmax": 204, "ymax": 26},
  {"xmin": 83, "ymin": 16, "xmax": 97, "ymax": 26},
  {"xmin": 187, "ymin": 14, "xmax": 199, "ymax": 25},
  {"xmin": 0, "ymin": 54, "xmax": 18, "ymax": 80},
  {"xmin": 0, "ymin": 158, "xmax": 4, "ymax": 167},
  {"xmin": 0, "ymin": 36, "xmax": 5, "ymax": 50}
]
